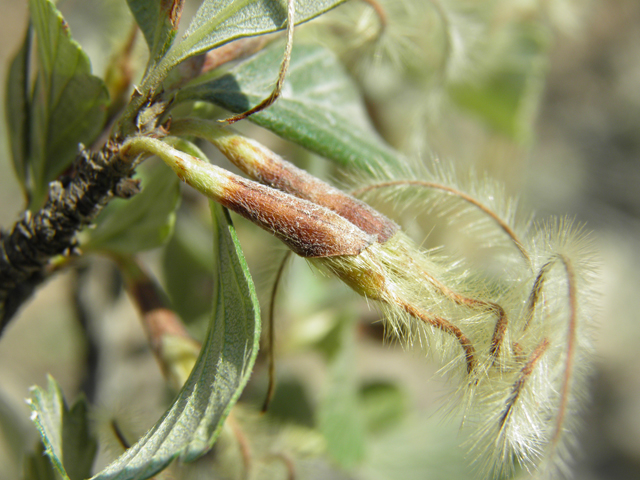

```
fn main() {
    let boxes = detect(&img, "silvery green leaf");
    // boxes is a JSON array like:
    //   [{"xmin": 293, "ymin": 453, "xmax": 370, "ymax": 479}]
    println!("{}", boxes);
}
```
[
  {"xmin": 125, "ymin": 0, "xmax": 184, "ymax": 66},
  {"xmin": 27, "ymin": 376, "xmax": 97, "ymax": 480},
  {"xmin": 317, "ymin": 318, "xmax": 366, "ymax": 468},
  {"xmin": 5, "ymin": 25, "xmax": 32, "ymax": 199},
  {"xmin": 90, "ymin": 203, "xmax": 261, "ymax": 480},
  {"xmin": 163, "ymin": 213, "xmax": 215, "ymax": 327},
  {"xmin": 28, "ymin": 0, "xmax": 109, "ymax": 208},
  {"xmin": 150, "ymin": 0, "xmax": 347, "ymax": 84},
  {"xmin": 358, "ymin": 381, "xmax": 406, "ymax": 434},
  {"xmin": 81, "ymin": 161, "xmax": 180, "ymax": 255},
  {"xmin": 177, "ymin": 42, "xmax": 400, "ymax": 172},
  {"xmin": 448, "ymin": 23, "xmax": 549, "ymax": 143},
  {"xmin": 361, "ymin": 411, "xmax": 475, "ymax": 480},
  {"xmin": 22, "ymin": 442, "xmax": 57, "ymax": 480},
  {"xmin": 0, "ymin": 388, "xmax": 31, "ymax": 479}
]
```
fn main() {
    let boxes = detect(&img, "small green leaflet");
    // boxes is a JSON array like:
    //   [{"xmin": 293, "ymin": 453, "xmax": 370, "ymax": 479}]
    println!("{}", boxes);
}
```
[
  {"xmin": 317, "ymin": 317, "xmax": 366, "ymax": 468},
  {"xmin": 27, "ymin": 376, "xmax": 97, "ymax": 480},
  {"xmin": 87, "ymin": 203, "xmax": 261, "ymax": 480},
  {"xmin": 0, "ymin": 388, "xmax": 31, "ymax": 479},
  {"xmin": 23, "ymin": 442, "xmax": 58, "ymax": 480},
  {"xmin": 447, "ymin": 22, "xmax": 549, "ymax": 143},
  {"xmin": 177, "ymin": 42, "xmax": 401, "ymax": 172},
  {"xmin": 81, "ymin": 161, "xmax": 181, "ymax": 255},
  {"xmin": 147, "ymin": 0, "xmax": 347, "ymax": 87},
  {"xmin": 5, "ymin": 25, "xmax": 32, "ymax": 200},
  {"xmin": 125, "ymin": 0, "xmax": 184, "ymax": 67},
  {"xmin": 28, "ymin": 0, "xmax": 109, "ymax": 208},
  {"xmin": 358, "ymin": 382, "xmax": 407, "ymax": 434},
  {"xmin": 163, "ymin": 214, "xmax": 215, "ymax": 327}
]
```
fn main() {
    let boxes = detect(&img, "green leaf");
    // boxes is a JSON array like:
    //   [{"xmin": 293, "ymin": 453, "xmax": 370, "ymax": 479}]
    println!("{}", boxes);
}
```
[
  {"xmin": 448, "ymin": 23, "xmax": 549, "ymax": 143},
  {"xmin": 5, "ymin": 25, "xmax": 32, "ymax": 199},
  {"xmin": 90, "ymin": 202, "xmax": 261, "ymax": 480},
  {"xmin": 317, "ymin": 317, "xmax": 366, "ymax": 469},
  {"xmin": 0, "ymin": 389, "xmax": 30, "ymax": 478},
  {"xmin": 22, "ymin": 442, "xmax": 57, "ymax": 480},
  {"xmin": 362, "ymin": 412, "xmax": 474, "ymax": 480},
  {"xmin": 28, "ymin": 0, "xmax": 109, "ymax": 207},
  {"xmin": 177, "ymin": 42, "xmax": 400, "ymax": 172},
  {"xmin": 149, "ymin": 0, "xmax": 347, "ymax": 86},
  {"xmin": 81, "ymin": 161, "xmax": 180, "ymax": 255},
  {"xmin": 359, "ymin": 382, "xmax": 406, "ymax": 434},
  {"xmin": 126, "ymin": 0, "xmax": 184, "ymax": 66},
  {"xmin": 27, "ymin": 376, "xmax": 98, "ymax": 480},
  {"xmin": 163, "ymin": 214, "xmax": 215, "ymax": 328}
]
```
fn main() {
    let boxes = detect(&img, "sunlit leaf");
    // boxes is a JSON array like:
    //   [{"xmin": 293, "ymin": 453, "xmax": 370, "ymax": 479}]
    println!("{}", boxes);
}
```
[
  {"xmin": 27, "ymin": 376, "xmax": 97, "ymax": 480},
  {"xmin": 448, "ymin": 23, "xmax": 549, "ymax": 143},
  {"xmin": 177, "ymin": 42, "xmax": 400, "ymax": 172},
  {"xmin": 358, "ymin": 381, "xmax": 407, "ymax": 434},
  {"xmin": 317, "ymin": 317, "xmax": 366, "ymax": 469},
  {"xmin": 163, "ymin": 213, "xmax": 215, "ymax": 328},
  {"xmin": 22, "ymin": 442, "xmax": 57, "ymax": 480},
  {"xmin": 0, "ymin": 389, "xmax": 30, "ymax": 479},
  {"xmin": 81, "ymin": 161, "xmax": 180, "ymax": 255},
  {"xmin": 5, "ymin": 25, "xmax": 32, "ymax": 200},
  {"xmin": 89, "ymin": 203, "xmax": 261, "ymax": 480},
  {"xmin": 153, "ymin": 0, "xmax": 346, "ymax": 81},
  {"xmin": 126, "ymin": 0, "xmax": 184, "ymax": 66},
  {"xmin": 361, "ymin": 412, "xmax": 474, "ymax": 480},
  {"xmin": 28, "ymin": 0, "xmax": 109, "ymax": 207}
]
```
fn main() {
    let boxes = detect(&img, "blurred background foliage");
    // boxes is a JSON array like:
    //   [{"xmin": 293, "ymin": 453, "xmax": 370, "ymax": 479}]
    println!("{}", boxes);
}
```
[{"xmin": 1, "ymin": 0, "xmax": 639, "ymax": 479}]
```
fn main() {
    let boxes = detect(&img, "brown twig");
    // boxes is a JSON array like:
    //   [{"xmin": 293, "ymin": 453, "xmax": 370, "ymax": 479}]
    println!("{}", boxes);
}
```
[
  {"xmin": 552, "ymin": 255, "xmax": 578, "ymax": 446},
  {"xmin": 522, "ymin": 260, "xmax": 555, "ymax": 332},
  {"xmin": 360, "ymin": 0, "xmax": 388, "ymax": 37},
  {"xmin": 104, "ymin": 23, "xmax": 139, "ymax": 123},
  {"xmin": 401, "ymin": 301, "xmax": 476, "ymax": 374},
  {"xmin": 413, "ymin": 262, "xmax": 508, "ymax": 358},
  {"xmin": 223, "ymin": 0, "xmax": 295, "ymax": 124},
  {"xmin": 110, "ymin": 419, "xmax": 131, "ymax": 450},
  {"xmin": 171, "ymin": 36, "xmax": 269, "ymax": 91},
  {"xmin": 227, "ymin": 411, "xmax": 253, "ymax": 479},
  {"xmin": 115, "ymin": 255, "xmax": 199, "ymax": 384},
  {"xmin": 498, "ymin": 337, "xmax": 550, "ymax": 430},
  {"xmin": 262, "ymin": 251, "xmax": 292, "ymax": 413}
]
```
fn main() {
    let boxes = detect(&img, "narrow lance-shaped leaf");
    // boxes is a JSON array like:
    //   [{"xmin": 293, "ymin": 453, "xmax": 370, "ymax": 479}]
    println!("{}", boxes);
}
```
[
  {"xmin": 23, "ymin": 442, "xmax": 58, "ymax": 480},
  {"xmin": 26, "ymin": 375, "xmax": 98, "ymax": 480},
  {"xmin": 80, "ymin": 161, "xmax": 181, "ymax": 255},
  {"xmin": 28, "ymin": 0, "xmax": 109, "ymax": 207},
  {"xmin": 447, "ymin": 22, "xmax": 549, "ymax": 143},
  {"xmin": 126, "ymin": 0, "xmax": 184, "ymax": 67},
  {"xmin": 163, "ymin": 213, "xmax": 215, "ymax": 326},
  {"xmin": 5, "ymin": 24, "xmax": 32, "ymax": 200},
  {"xmin": 89, "ymin": 203, "xmax": 261, "ymax": 480},
  {"xmin": 318, "ymin": 317, "xmax": 367, "ymax": 468},
  {"xmin": 0, "ymin": 388, "xmax": 32, "ymax": 478},
  {"xmin": 177, "ymin": 42, "xmax": 401, "ymax": 172},
  {"xmin": 147, "ymin": 0, "xmax": 347, "ymax": 87}
]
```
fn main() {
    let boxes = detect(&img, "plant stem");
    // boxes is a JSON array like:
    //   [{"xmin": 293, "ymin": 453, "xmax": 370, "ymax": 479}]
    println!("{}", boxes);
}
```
[{"xmin": 0, "ymin": 144, "xmax": 138, "ymax": 333}]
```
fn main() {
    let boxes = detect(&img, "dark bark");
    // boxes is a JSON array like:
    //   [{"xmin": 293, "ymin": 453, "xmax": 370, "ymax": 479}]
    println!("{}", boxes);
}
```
[{"xmin": 0, "ymin": 144, "xmax": 139, "ymax": 334}]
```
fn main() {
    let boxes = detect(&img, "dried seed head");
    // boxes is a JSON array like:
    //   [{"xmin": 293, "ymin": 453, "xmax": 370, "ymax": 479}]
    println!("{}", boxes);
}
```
[
  {"xmin": 218, "ymin": 173, "xmax": 376, "ymax": 258},
  {"xmin": 170, "ymin": 119, "xmax": 400, "ymax": 243},
  {"xmin": 124, "ymin": 137, "xmax": 375, "ymax": 258},
  {"xmin": 216, "ymin": 131, "xmax": 400, "ymax": 243},
  {"xmin": 124, "ymin": 134, "xmax": 595, "ymax": 479}
]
